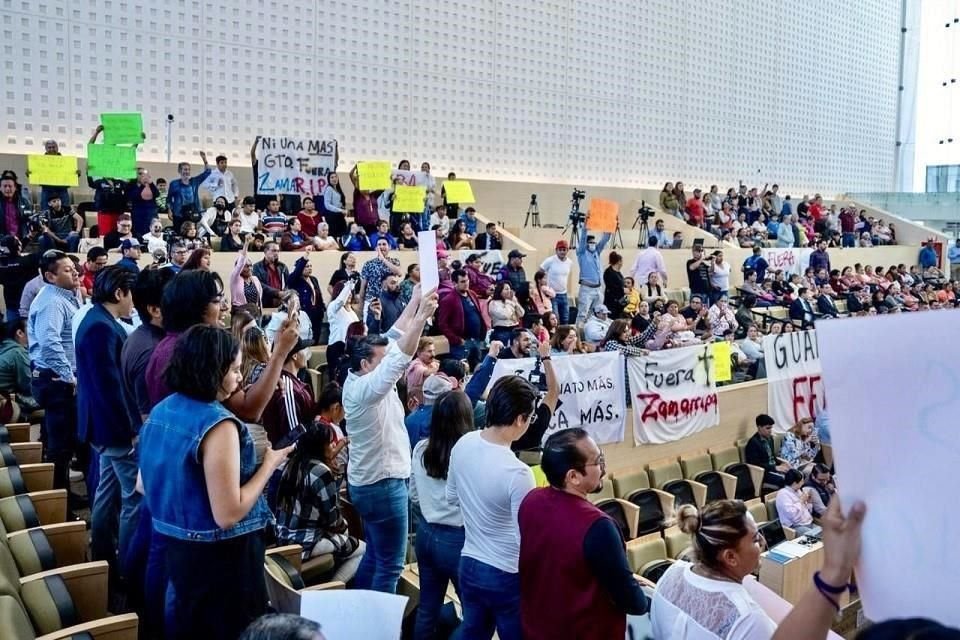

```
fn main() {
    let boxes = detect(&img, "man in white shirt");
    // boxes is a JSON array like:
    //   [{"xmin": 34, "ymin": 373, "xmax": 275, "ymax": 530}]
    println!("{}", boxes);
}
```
[
  {"xmin": 630, "ymin": 236, "xmax": 668, "ymax": 291},
  {"xmin": 582, "ymin": 304, "xmax": 612, "ymax": 345},
  {"xmin": 343, "ymin": 284, "xmax": 438, "ymax": 593},
  {"xmin": 447, "ymin": 374, "xmax": 539, "ymax": 640},
  {"xmin": 540, "ymin": 240, "xmax": 573, "ymax": 324},
  {"xmin": 203, "ymin": 154, "xmax": 240, "ymax": 208},
  {"xmin": 237, "ymin": 196, "xmax": 261, "ymax": 234}
]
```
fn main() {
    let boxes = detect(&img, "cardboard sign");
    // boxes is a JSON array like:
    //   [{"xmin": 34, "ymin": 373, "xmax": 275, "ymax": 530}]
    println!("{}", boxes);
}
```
[
  {"xmin": 357, "ymin": 161, "xmax": 393, "ymax": 192},
  {"xmin": 392, "ymin": 185, "xmax": 427, "ymax": 213},
  {"xmin": 87, "ymin": 144, "xmax": 137, "ymax": 179},
  {"xmin": 587, "ymin": 199, "xmax": 619, "ymax": 233},
  {"xmin": 255, "ymin": 137, "xmax": 337, "ymax": 196},
  {"xmin": 442, "ymin": 180, "xmax": 475, "ymax": 204},
  {"xmin": 711, "ymin": 341, "xmax": 733, "ymax": 382},
  {"xmin": 27, "ymin": 155, "xmax": 79, "ymax": 186},
  {"xmin": 100, "ymin": 112, "xmax": 144, "ymax": 145}
]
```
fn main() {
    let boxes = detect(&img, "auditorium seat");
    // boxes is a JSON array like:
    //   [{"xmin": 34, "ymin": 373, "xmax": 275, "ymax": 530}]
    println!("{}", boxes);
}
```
[
  {"xmin": 625, "ymin": 537, "xmax": 673, "ymax": 583},
  {"xmin": 679, "ymin": 453, "xmax": 737, "ymax": 503},
  {"xmin": 588, "ymin": 475, "xmax": 616, "ymax": 504},
  {"xmin": 662, "ymin": 526, "xmax": 691, "ymax": 560},
  {"xmin": 0, "ymin": 593, "xmax": 138, "ymax": 640},
  {"xmin": 0, "ymin": 442, "xmax": 42, "ymax": 467},
  {"xmin": 612, "ymin": 469, "xmax": 651, "ymax": 499},
  {"xmin": 0, "ymin": 424, "xmax": 31, "ymax": 445},
  {"xmin": 746, "ymin": 499, "xmax": 767, "ymax": 527},
  {"xmin": 5, "ymin": 522, "xmax": 88, "ymax": 577},
  {"xmin": 594, "ymin": 499, "xmax": 640, "ymax": 541},
  {"xmin": 711, "ymin": 446, "xmax": 764, "ymax": 501},
  {"xmin": 624, "ymin": 489, "xmax": 675, "ymax": 537},
  {"xmin": 0, "ymin": 491, "xmax": 68, "ymax": 534},
  {"xmin": 263, "ymin": 547, "xmax": 343, "ymax": 615},
  {"xmin": 647, "ymin": 461, "xmax": 708, "ymax": 508},
  {"xmin": 0, "ymin": 464, "xmax": 55, "ymax": 498}
]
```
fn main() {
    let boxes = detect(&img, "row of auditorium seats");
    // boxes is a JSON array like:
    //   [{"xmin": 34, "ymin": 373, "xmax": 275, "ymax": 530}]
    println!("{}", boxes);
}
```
[{"xmin": 0, "ymin": 423, "xmax": 139, "ymax": 639}]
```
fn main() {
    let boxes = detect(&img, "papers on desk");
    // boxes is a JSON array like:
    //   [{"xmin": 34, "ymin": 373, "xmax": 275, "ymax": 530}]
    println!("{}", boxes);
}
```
[
  {"xmin": 818, "ymin": 311, "xmax": 960, "ymax": 627},
  {"xmin": 765, "ymin": 539, "xmax": 815, "ymax": 564}
]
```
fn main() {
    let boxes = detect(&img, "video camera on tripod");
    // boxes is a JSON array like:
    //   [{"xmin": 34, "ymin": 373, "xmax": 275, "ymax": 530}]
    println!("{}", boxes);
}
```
[
  {"xmin": 569, "ymin": 189, "xmax": 586, "ymax": 223},
  {"xmin": 635, "ymin": 201, "xmax": 656, "ymax": 224}
]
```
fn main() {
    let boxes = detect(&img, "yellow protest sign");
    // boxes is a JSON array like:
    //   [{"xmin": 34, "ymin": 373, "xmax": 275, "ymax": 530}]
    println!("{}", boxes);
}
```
[
  {"xmin": 392, "ymin": 185, "xmax": 427, "ymax": 213},
  {"xmin": 357, "ymin": 161, "xmax": 392, "ymax": 192},
  {"xmin": 711, "ymin": 341, "xmax": 732, "ymax": 382},
  {"xmin": 587, "ymin": 199, "xmax": 619, "ymax": 232},
  {"xmin": 27, "ymin": 155, "xmax": 79, "ymax": 187},
  {"xmin": 443, "ymin": 180, "xmax": 475, "ymax": 204},
  {"xmin": 530, "ymin": 465, "xmax": 549, "ymax": 488}
]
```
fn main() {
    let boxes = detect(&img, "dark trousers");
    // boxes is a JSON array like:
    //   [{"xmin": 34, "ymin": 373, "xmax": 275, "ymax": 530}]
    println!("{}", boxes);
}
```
[
  {"xmin": 164, "ymin": 530, "xmax": 268, "ymax": 640},
  {"xmin": 30, "ymin": 370, "xmax": 77, "ymax": 493},
  {"xmin": 414, "ymin": 519, "xmax": 465, "ymax": 640}
]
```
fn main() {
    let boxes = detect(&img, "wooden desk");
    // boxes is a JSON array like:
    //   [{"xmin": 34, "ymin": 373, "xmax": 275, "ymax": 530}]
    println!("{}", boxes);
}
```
[{"xmin": 759, "ymin": 541, "xmax": 851, "ymax": 607}]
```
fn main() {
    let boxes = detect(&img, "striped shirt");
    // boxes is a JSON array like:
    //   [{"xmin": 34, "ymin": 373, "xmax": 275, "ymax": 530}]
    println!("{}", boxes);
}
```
[{"xmin": 27, "ymin": 283, "xmax": 80, "ymax": 383}]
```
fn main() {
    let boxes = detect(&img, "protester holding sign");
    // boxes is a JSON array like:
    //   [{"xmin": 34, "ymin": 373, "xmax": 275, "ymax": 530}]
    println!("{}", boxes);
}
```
[
  {"xmin": 576, "ymin": 222, "xmax": 612, "ymax": 325},
  {"xmin": 167, "ymin": 151, "xmax": 211, "ymax": 229}
]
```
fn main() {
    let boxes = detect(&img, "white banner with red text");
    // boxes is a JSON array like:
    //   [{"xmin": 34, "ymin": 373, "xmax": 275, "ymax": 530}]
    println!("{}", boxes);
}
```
[
  {"xmin": 487, "ymin": 351, "xmax": 626, "ymax": 445},
  {"xmin": 761, "ymin": 248, "xmax": 812, "ymax": 277},
  {"xmin": 762, "ymin": 330, "xmax": 825, "ymax": 432},
  {"xmin": 628, "ymin": 344, "xmax": 720, "ymax": 444}
]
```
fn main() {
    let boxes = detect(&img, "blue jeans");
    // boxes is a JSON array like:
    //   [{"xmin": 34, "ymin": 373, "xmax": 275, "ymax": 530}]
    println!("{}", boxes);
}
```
[
  {"xmin": 90, "ymin": 445, "xmax": 142, "ymax": 576},
  {"xmin": 576, "ymin": 285, "xmax": 602, "ymax": 324},
  {"xmin": 39, "ymin": 232, "xmax": 80, "ymax": 253},
  {"xmin": 415, "ymin": 519, "xmax": 465, "ymax": 640},
  {"xmin": 842, "ymin": 232, "xmax": 855, "ymax": 248},
  {"xmin": 552, "ymin": 293, "xmax": 569, "ymax": 324},
  {"xmin": 458, "ymin": 556, "xmax": 521, "ymax": 640},
  {"xmin": 450, "ymin": 338, "xmax": 486, "ymax": 369},
  {"xmin": 348, "ymin": 478, "xmax": 408, "ymax": 593}
]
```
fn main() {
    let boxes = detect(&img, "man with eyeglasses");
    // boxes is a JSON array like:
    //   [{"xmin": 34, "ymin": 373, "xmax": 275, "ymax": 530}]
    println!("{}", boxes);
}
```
[
  {"xmin": 27, "ymin": 250, "xmax": 82, "ymax": 507},
  {"xmin": 519, "ymin": 428, "xmax": 648, "ymax": 640},
  {"xmin": 167, "ymin": 242, "xmax": 189, "ymax": 274}
]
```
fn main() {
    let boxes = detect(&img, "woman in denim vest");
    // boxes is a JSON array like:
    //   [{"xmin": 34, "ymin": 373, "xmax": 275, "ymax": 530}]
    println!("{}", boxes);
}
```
[{"xmin": 139, "ymin": 326, "xmax": 294, "ymax": 640}]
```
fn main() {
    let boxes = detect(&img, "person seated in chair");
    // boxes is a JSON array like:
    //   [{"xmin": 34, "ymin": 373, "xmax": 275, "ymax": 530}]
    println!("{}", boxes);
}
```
[
  {"xmin": 788, "ymin": 286, "xmax": 817, "ymax": 328},
  {"xmin": 804, "ymin": 463, "xmax": 836, "ymax": 519},
  {"xmin": 774, "ymin": 469, "xmax": 822, "ymax": 537},
  {"xmin": 744, "ymin": 414, "xmax": 790, "ymax": 488}
]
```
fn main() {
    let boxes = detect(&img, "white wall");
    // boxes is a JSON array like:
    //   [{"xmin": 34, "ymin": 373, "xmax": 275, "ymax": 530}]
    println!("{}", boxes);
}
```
[{"xmin": 2, "ymin": 0, "xmax": 900, "ymax": 194}]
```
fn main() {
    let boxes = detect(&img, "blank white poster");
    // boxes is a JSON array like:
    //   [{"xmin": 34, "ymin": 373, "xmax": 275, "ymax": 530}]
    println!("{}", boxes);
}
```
[
  {"xmin": 418, "ymin": 231, "xmax": 439, "ymax": 293},
  {"xmin": 300, "ymin": 590, "xmax": 407, "ymax": 640},
  {"xmin": 817, "ymin": 312, "xmax": 960, "ymax": 627}
]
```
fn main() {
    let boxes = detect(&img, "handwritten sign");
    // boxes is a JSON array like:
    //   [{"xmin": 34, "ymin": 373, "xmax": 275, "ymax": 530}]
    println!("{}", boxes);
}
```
[
  {"xmin": 816, "ymin": 311, "xmax": 960, "ymax": 626},
  {"xmin": 87, "ymin": 144, "xmax": 137, "ymax": 179},
  {"xmin": 442, "ymin": 180, "xmax": 475, "ymax": 204},
  {"xmin": 762, "ymin": 331, "xmax": 825, "ymax": 431},
  {"xmin": 255, "ymin": 137, "xmax": 337, "ymax": 196},
  {"xmin": 587, "ymin": 199, "xmax": 619, "ymax": 233},
  {"xmin": 488, "ymin": 351, "xmax": 626, "ymax": 445},
  {"xmin": 628, "ymin": 344, "xmax": 720, "ymax": 444},
  {"xmin": 27, "ymin": 155, "xmax": 79, "ymax": 186},
  {"xmin": 100, "ymin": 112, "xmax": 144, "ymax": 145},
  {"xmin": 392, "ymin": 185, "xmax": 427, "ymax": 213},
  {"xmin": 357, "ymin": 162, "xmax": 392, "ymax": 192},
  {"xmin": 390, "ymin": 169, "xmax": 431, "ymax": 186},
  {"xmin": 761, "ymin": 248, "xmax": 812, "ymax": 277},
  {"xmin": 711, "ymin": 341, "xmax": 732, "ymax": 382}
]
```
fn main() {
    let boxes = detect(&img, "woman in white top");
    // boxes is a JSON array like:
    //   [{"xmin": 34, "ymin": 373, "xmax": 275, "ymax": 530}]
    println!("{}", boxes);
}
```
[
  {"xmin": 488, "ymin": 281, "xmax": 525, "ymax": 346},
  {"xmin": 326, "ymin": 279, "xmax": 359, "ymax": 346},
  {"xmin": 410, "ymin": 390, "xmax": 471, "ymax": 640},
  {"xmin": 143, "ymin": 218, "xmax": 167, "ymax": 255},
  {"xmin": 651, "ymin": 498, "xmax": 865, "ymax": 640}
]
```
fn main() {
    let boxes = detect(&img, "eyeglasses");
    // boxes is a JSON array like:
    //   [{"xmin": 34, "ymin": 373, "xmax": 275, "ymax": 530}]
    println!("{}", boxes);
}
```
[{"xmin": 584, "ymin": 452, "xmax": 606, "ymax": 471}]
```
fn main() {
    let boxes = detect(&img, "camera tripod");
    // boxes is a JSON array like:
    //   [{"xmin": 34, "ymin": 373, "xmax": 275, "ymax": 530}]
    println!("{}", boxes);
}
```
[
  {"xmin": 561, "ymin": 203, "xmax": 585, "ymax": 249},
  {"xmin": 524, "ymin": 199, "xmax": 540, "ymax": 228},
  {"xmin": 610, "ymin": 222, "xmax": 625, "ymax": 249},
  {"xmin": 633, "ymin": 213, "xmax": 650, "ymax": 248}
]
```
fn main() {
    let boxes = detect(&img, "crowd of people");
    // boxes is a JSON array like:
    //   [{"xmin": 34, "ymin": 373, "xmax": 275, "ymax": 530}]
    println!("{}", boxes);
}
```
[
  {"xmin": 654, "ymin": 181, "xmax": 898, "ymax": 250},
  {"xmin": 0, "ymin": 142, "xmax": 950, "ymax": 640}
]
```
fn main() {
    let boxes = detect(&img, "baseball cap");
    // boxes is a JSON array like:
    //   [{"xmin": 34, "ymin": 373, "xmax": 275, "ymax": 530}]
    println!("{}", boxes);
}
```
[
  {"xmin": 508, "ymin": 249, "xmax": 526, "ymax": 259},
  {"xmin": 594, "ymin": 304, "xmax": 610, "ymax": 315},
  {"xmin": 120, "ymin": 238, "xmax": 141, "ymax": 251},
  {"xmin": 423, "ymin": 374, "xmax": 455, "ymax": 405},
  {"xmin": 555, "ymin": 240, "xmax": 568, "ymax": 250}
]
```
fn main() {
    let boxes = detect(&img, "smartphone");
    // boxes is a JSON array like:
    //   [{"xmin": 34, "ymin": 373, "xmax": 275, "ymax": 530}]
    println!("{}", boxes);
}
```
[{"xmin": 274, "ymin": 426, "xmax": 305, "ymax": 450}]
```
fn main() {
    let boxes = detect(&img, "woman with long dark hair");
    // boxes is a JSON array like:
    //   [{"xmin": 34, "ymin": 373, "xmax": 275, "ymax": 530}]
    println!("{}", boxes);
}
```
[
  {"xmin": 322, "ymin": 171, "xmax": 348, "ymax": 239},
  {"xmin": 275, "ymin": 390, "xmax": 362, "ymax": 583},
  {"xmin": 603, "ymin": 251, "xmax": 626, "ymax": 318},
  {"xmin": 139, "ymin": 325, "xmax": 294, "ymax": 639},
  {"xmin": 411, "ymin": 390, "xmax": 473, "ymax": 640}
]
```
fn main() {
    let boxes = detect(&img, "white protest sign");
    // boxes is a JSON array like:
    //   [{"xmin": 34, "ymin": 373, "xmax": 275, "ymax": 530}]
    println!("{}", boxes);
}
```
[
  {"xmin": 458, "ymin": 249, "xmax": 503, "ymax": 277},
  {"xmin": 817, "ymin": 311, "xmax": 960, "ymax": 627},
  {"xmin": 762, "ymin": 331, "xmax": 825, "ymax": 432},
  {"xmin": 255, "ymin": 137, "xmax": 337, "ymax": 196},
  {"xmin": 301, "ymin": 589, "xmax": 407, "ymax": 640},
  {"xmin": 487, "ymin": 351, "xmax": 626, "ymax": 445},
  {"xmin": 628, "ymin": 344, "xmax": 719, "ymax": 444},
  {"xmin": 418, "ymin": 230, "xmax": 439, "ymax": 293},
  {"xmin": 761, "ymin": 248, "xmax": 811, "ymax": 277},
  {"xmin": 390, "ymin": 169, "xmax": 431, "ymax": 186}
]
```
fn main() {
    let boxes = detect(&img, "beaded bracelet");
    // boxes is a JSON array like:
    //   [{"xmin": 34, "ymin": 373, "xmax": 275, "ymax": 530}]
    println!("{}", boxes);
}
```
[{"xmin": 813, "ymin": 571, "xmax": 850, "ymax": 612}]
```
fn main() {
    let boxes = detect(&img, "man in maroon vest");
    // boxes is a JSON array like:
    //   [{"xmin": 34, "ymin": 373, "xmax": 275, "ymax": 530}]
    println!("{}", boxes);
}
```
[{"xmin": 518, "ymin": 428, "xmax": 648, "ymax": 639}]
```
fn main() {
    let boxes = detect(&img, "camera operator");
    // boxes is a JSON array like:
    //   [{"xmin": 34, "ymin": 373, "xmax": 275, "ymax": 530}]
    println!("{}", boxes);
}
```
[
  {"xmin": 649, "ymin": 219, "xmax": 669, "ymax": 248},
  {"xmin": 575, "ymin": 215, "xmax": 611, "ymax": 326},
  {"xmin": 510, "ymin": 338, "xmax": 559, "ymax": 453}
]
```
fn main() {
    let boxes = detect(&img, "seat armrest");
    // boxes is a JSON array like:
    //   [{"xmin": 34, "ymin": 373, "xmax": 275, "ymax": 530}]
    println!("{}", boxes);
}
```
[
  {"xmin": 7, "ymin": 521, "xmax": 88, "ymax": 569},
  {"xmin": 715, "ymin": 471, "xmax": 738, "ymax": 500},
  {"xmin": 687, "ymin": 480, "xmax": 708, "ymax": 508},
  {"xmin": 651, "ymin": 489, "xmax": 676, "ymax": 525},
  {"xmin": 20, "ymin": 463, "xmax": 55, "ymax": 492},
  {"xmin": 784, "ymin": 526, "xmax": 797, "ymax": 541},
  {"xmin": 302, "ymin": 580, "xmax": 346, "ymax": 592},
  {"xmin": 20, "ymin": 561, "xmax": 110, "ymax": 622},
  {"xmin": 4, "ymin": 423, "xmax": 30, "ymax": 444},
  {"xmin": 36, "ymin": 613, "xmax": 139, "ymax": 640},
  {"xmin": 744, "ymin": 464, "xmax": 766, "ymax": 498},
  {"xmin": 634, "ymin": 573, "xmax": 658, "ymax": 589},
  {"xmin": 10, "ymin": 442, "xmax": 42, "ymax": 465},
  {"xmin": 614, "ymin": 499, "xmax": 640, "ymax": 540},
  {"xmin": 266, "ymin": 545, "xmax": 305, "ymax": 573}
]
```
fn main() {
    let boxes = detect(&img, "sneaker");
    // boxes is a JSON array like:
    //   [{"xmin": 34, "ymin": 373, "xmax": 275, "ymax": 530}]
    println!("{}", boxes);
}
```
[{"xmin": 69, "ymin": 469, "xmax": 84, "ymax": 482}]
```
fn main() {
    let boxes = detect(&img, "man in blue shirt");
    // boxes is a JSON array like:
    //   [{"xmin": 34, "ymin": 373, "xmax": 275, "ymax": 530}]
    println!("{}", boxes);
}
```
[
  {"xmin": 117, "ymin": 238, "xmax": 142, "ymax": 274},
  {"xmin": 369, "ymin": 220, "xmax": 398, "ymax": 250},
  {"xmin": 459, "ymin": 207, "xmax": 479, "ymax": 235},
  {"xmin": 575, "ymin": 222, "xmax": 611, "ymax": 325},
  {"xmin": 948, "ymin": 238, "xmax": 960, "ymax": 282},
  {"xmin": 648, "ymin": 219, "xmax": 669, "ymax": 248},
  {"xmin": 76, "ymin": 266, "xmax": 142, "ymax": 576},
  {"xmin": 919, "ymin": 241, "xmax": 939, "ymax": 270},
  {"xmin": 27, "ymin": 250, "xmax": 81, "ymax": 501},
  {"xmin": 742, "ymin": 245, "xmax": 769, "ymax": 282},
  {"xmin": 167, "ymin": 151, "xmax": 210, "ymax": 231}
]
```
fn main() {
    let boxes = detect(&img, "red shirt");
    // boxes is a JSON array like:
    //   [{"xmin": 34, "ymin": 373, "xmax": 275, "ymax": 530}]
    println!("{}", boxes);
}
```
[
  {"xmin": 686, "ymin": 197, "xmax": 705, "ymax": 225},
  {"xmin": 297, "ymin": 211, "xmax": 321, "ymax": 237},
  {"xmin": 808, "ymin": 202, "xmax": 824, "ymax": 222}
]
